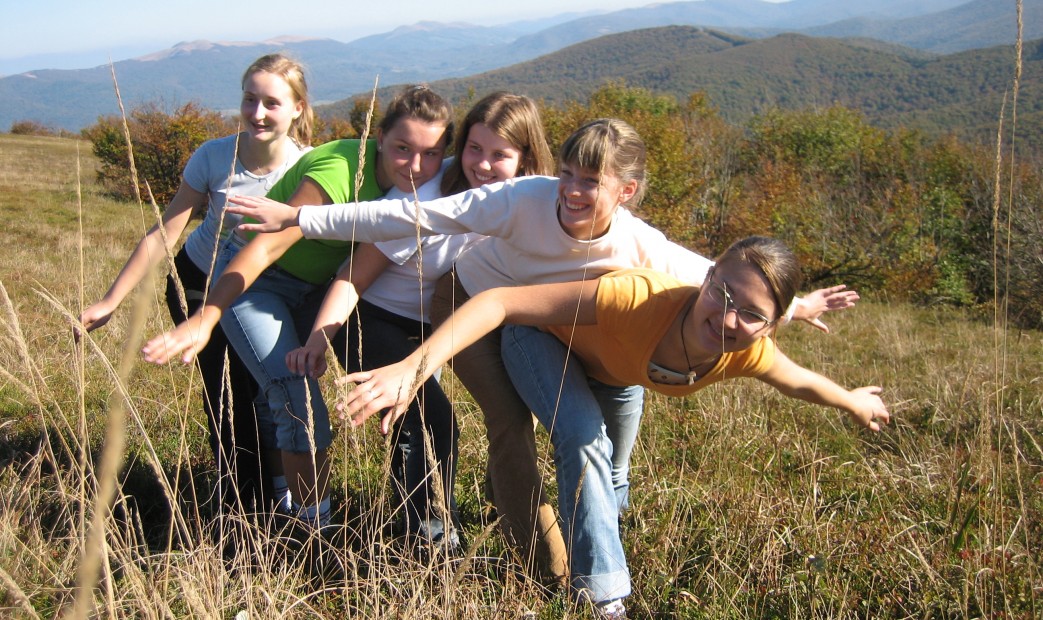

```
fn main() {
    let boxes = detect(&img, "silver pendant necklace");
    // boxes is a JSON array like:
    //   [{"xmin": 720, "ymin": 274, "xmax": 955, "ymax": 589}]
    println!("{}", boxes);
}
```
[{"xmin": 679, "ymin": 300, "xmax": 699, "ymax": 385}]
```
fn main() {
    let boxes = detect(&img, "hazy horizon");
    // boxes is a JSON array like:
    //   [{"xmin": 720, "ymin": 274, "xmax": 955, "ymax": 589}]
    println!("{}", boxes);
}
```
[{"xmin": 2, "ymin": 0, "xmax": 653, "ymax": 75}]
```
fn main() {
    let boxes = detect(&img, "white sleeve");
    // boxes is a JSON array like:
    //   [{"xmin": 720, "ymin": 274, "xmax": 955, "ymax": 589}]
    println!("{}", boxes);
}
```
[
  {"xmin": 620, "ymin": 209, "xmax": 714, "ymax": 284},
  {"xmin": 661, "ymin": 241, "xmax": 714, "ymax": 285},
  {"xmin": 374, "ymin": 164, "xmax": 450, "ymax": 264},
  {"xmin": 298, "ymin": 178, "xmax": 523, "ymax": 243}
]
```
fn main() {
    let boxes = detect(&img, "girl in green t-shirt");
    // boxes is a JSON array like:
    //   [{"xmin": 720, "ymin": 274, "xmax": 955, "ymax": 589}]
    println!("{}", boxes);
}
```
[{"xmin": 143, "ymin": 86, "xmax": 453, "ymax": 545}]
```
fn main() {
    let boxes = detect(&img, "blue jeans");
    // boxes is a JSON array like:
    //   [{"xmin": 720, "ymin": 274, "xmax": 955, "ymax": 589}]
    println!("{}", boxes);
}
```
[
  {"xmin": 214, "ymin": 236, "xmax": 333, "ymax": 454},
  {"xmin": 502, "ymin": 324, "xmax": 645, "ymax": 604},
  {"xmin": 167, "ymin": 247, "xmax": 268, "ymax": 512}
]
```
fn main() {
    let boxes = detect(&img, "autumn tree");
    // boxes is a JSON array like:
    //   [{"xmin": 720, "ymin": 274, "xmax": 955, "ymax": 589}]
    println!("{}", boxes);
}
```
[{"xmin": 83, "ymin": 102, "xmax": 230, "ymax": 204}]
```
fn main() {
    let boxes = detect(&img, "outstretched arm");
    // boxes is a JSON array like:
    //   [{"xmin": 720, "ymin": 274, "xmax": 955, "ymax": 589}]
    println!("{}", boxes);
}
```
[
  {"xmin": 141, "ymin": 178, "xmax": 327, "ymax": 364},
  {"xmin": 789, "ymin": 285, "xmax": 860, "ymax": 333},
  {"xmin": 226, "ymin": 195, "xmax": 303, "ymax": 233},
  {"xmin": 77, "ymin": 181, "xmax": 205, "ymax": 338},
  {"xmin": 338, "ymin": 278, "xmax": 600, "ymax": 433},
  {"xmin": 285, "ymin": 244, "xmax": 391, "ymax": 377},
  {"xmin": 759, "ymin": 349, "xmax": 890, "ymax": 431}
]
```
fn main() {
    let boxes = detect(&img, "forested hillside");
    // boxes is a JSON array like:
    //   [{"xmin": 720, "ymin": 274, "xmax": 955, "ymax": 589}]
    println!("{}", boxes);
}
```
[{"xmin": 323, "ymin": 26, "xmax": 1040, "ymax": 149}]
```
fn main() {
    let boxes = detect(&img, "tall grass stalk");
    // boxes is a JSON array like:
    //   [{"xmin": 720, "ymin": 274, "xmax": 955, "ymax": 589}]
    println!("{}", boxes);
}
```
[
  {"xmin": 3, "ymin": 5, "xmax": 1043, "ymax": 611},
  {"xmin": 1, "ymin": 128, "xmax": 1041, "ymax": 618}
]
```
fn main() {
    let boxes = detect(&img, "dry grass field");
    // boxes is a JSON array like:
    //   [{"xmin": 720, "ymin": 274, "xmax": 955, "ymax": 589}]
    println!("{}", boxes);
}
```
[{"xmin": 0, "ymin": 133, "xmax": 1040, "ymax": 618}]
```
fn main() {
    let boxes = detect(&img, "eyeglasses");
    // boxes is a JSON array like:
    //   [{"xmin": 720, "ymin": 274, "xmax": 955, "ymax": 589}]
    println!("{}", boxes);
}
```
[{"xmin": 703, "ymin": 277, "xmax": 776, "ymax": 331}]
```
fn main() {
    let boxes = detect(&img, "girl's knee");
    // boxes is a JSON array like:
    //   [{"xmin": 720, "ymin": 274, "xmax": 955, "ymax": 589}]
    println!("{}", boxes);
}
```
[{"xmin": 266, "ymin": 376, "xmax": 333, "ymax": 452}]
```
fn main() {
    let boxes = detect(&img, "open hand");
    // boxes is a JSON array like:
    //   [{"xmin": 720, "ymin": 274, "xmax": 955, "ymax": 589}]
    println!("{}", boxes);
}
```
[
  {"xmin": 226, "ymin": 195, "xmax": 302, "ymax": 233},
  {"xmin": 794, "ymin": 285, "xmax": 860, "ymax": 333},
  {"xmin": 142, "ymin": 315, "xmax": 213, "ymax": 364},
  {"xmin": 334, "ymin": 361, "xmax": 426, "ymax": 434}
]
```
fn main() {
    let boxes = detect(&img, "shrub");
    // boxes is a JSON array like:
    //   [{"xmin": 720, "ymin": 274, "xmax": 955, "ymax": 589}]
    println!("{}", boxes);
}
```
[
  {"xmin": 82, "ymin": 102, "xmax": 231, "ymax": 205},
  {"xmin": 313, "ymin": 116, "xmax": 357, "ymax": 144},
  {"xmin": 9, "ymin": 120, "xmax": 56, "ymax": 136},
  {"xmin": 550, "ymin": 87, "xmax": 1043, "ymax": 328}
]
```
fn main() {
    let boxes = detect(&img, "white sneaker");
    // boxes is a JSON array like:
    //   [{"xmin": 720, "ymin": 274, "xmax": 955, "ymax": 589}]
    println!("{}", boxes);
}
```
[{"xmin": 595, "ymin": 599, "xmax": 627, "ymax": 619}]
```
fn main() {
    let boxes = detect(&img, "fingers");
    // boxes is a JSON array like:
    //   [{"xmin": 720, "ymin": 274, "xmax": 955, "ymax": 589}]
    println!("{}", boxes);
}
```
[
  {"xmin": 334, "ymin": 372, "xmax": 415, "ymax": 432},
  {"xmin": 807, "ymin": 317, "xmax": 830, "ymax": 334},
  {"xmin": 142, "ymin": 332, "xmax": 187, "ymax": 364},
  {"xmin": 827, "ymin": 292, "xmax": 860, "ymax": 309},
  {"xmin": 333, "ymin": 381, "xmax": 385, "ymax": 428},
  {"xmin": 285, "ymin": 349, "xmax": 302, "ymax": 375},
  {"xmin": 234, "ymin": 221, "xmax": 268, "ymax": 233},
  {"xmin": 337, "ymin": 371, "xmax": 371, "ymax": 386},
  {"xmin": 76, "ymin": 306, "xmax": 112, "ymax": 341},
  {"xmin": 225, "ymin": 195, "xmax": 295, "ymax": 233},
  {"xmin": 824, "ymin": 288, "xmax": 859, "ymax": 310},
  {"xmin": 142, "ymin": 324, "xmax": 205, "ymax": 365},
  {"xmin": 73, "ymin": 317, "xmax": 94, "ymax": 343},
  {"xmin": 310, "ymin": 357, "xmax": 328, "ymax": 378},
  {"xmin": 285, "ymin": 347, "xmax": 310, "ymax": 375},
  {"xmin": 225, "ymin": 197, "xmax": 271, "ymax": 232},
  {"xmin": 226, "ymin": 194, "xmax": 261, "ymax": 209},
  {"xmin": 856, "ymin": 386, "xmax": 890, "ymax": 431},
  {"xmin": 379, "ymin": 407, "xmax": 407, "ymax": 435}
]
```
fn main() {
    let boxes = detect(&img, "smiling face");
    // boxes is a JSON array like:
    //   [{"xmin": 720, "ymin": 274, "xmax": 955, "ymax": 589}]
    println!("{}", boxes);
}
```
[
  {"xmin": 376, "ymin": 117, "xmax": 449, "ymax": 192},
  {"xmin": 688, "ymin": 262, "xmax": 780, "ymax": 355},
  {"xmin": 556, "ymin": 162, "xmax": 638, "ymax": 240},
  {"xmin": 239, "ymin": 70, "xmax": 302, "ymax": 144},
  {"xmin": 460, "ymin": 122, "xmax": 522, "ymax": 189}
]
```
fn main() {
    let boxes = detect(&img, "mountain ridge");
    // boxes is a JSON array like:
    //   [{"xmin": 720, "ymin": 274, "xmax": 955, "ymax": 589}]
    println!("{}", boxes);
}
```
[{"xmin": 0, "ymin": 0, "xmax": 1024, "ymax": 132}]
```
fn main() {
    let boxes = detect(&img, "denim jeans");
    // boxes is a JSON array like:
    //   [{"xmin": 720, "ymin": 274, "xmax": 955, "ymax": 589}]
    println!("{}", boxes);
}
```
[
  {"xmin": 430, "ymin": 274, "xmax": 568, "ymax": 583},
  {"xmin": 214, "ymin": 236, "xmax": 333, "ymax": 454},
  {"xmin": 501, "ymin": 324, "xmax": 645, "ymax": 604},
  {"xmin": 167, "ymin": 247, "xmax": 268, "ymax": 513}
]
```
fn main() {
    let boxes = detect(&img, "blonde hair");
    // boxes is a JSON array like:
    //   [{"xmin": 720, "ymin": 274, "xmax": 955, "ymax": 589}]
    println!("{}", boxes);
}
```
[
  {"xmin": 242, "ymin": 53, "xmax": 313, "ymax": 146},
  {"xmin": 715, "ymin": 236, "xmax": 802, "ymax": 322},
  {"xmin": 441, "ymin": 92, "xmax": 553, "ymax": 195},
  {"xmin": 558, "ymin": 118, "xmax": 647, "ymax": 207}
]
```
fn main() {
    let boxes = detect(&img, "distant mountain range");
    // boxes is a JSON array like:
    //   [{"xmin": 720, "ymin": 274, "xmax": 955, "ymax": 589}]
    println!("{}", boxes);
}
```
[
  {"xmin": 384, "ymin": 26, "xmax": 1040, "ymax": 148},
  {"xmin": 1, "ymin": 0, "xmax": 1036, "ymax": 132}
]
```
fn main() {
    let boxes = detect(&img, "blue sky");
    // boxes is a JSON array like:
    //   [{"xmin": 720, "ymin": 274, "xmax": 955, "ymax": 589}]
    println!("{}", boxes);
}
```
[{"xmin": 2, "ymin": 0, "xmax": 675, "ymax": 74}]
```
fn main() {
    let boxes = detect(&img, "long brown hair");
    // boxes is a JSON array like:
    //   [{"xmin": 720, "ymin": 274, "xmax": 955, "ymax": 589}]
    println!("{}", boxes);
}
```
[
  {"xmin": 441, "ymin": 92, "xmax": 553, "ymax": 195},
  {"xmin": 714, "ymin": 236, "xmax": 802, "ymax": 322}
]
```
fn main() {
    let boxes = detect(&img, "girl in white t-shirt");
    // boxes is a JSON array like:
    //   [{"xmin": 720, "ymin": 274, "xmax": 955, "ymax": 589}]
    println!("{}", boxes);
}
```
[{"xmin": 284, "ymin": 92, "xmax": 555, "ymax": 552}]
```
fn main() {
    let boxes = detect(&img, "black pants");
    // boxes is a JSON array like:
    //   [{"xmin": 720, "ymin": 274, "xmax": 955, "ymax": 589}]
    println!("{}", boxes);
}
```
[
  {"xmin": 335, "ymin": 299, "xmax": 459, "ymax": 534},
  {"xmin": 166, "ymin": 248, "xmax": 269, "ymax": 514}
]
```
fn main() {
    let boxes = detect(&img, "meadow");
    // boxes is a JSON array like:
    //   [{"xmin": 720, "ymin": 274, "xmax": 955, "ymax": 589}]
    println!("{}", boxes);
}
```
[{"xmin": 0, "ymin": 132, "xmax": 1040, "ymax": 618}]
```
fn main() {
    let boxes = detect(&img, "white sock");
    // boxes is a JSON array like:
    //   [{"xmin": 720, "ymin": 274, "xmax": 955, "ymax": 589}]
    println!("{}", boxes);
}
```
[
  {"xmin": 296, "ymin": 495, "xmax": 332, "ymax": 528},
  {"xmin": 596, "ymin": 599, "xmax": 626, "ymax": 618},
  {"xmin": 271, "ymin": 476, "xmax": 292, "ymax": 514}
]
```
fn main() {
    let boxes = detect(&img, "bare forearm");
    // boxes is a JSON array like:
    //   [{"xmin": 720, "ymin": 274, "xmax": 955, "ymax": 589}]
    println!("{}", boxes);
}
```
[
  {"xmin": 405, "ymin": 292, "xmax": 509, "ymax": 379},
  {"xmin": 99, "ymin": 227, "xmax": 171, "ymax": 305},
  {"xmin": 762, "ymin": 351, "xmax": 889, "ymax": 430},
  {"xmin": 774, "ymin": 368, "xmax": 858, "ymax": 412},
  {"xmin": 310, "ymin": 280, "xmax": 359, "ymax": 345}
]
